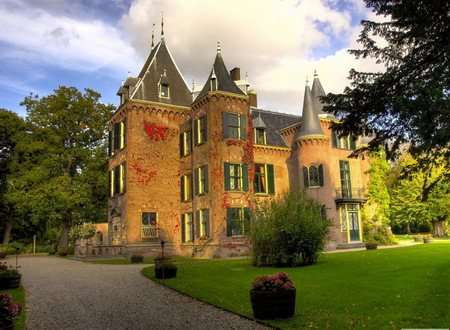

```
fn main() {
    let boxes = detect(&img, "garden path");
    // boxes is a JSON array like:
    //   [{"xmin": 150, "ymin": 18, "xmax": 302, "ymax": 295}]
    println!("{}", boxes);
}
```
[{"xmin": 17, "ymin": 256, "xmax": 271, "ymax": 330}]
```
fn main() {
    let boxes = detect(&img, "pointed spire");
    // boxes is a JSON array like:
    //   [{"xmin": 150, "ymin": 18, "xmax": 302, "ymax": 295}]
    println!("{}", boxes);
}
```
[
  {"xmin": 217, "ymin": 41, "xmax": 221, "ymax": 54},
  {"xmin": 311, "ymin": 70, "xmax": 327, "ymax": 114},
  {"xmin": 151, "ymin": 23, "xmax": 155, "ymax": 49},
  {"xmin": 295, "ymin": 81, "xmax": 326, "ymax": 141},
  {"xmin": 161, "ymin": 12, "xmax": 164, "ymax": 40}
]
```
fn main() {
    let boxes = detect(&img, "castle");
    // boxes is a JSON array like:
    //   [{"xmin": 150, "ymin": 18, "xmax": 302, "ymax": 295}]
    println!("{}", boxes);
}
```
[{"xmin": 107, "ymin": 32, "xmax": 371, "ymax": 257}]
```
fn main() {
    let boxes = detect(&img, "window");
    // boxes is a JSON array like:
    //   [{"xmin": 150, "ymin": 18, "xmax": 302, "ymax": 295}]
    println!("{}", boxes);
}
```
[
  {"xmin": 181, "ymin": 213, "xmax": 194, "ymax": 243},
  {"xmin": 340, "ymin": 204, "xmax": 360, "ymax": 239},
  {"xmin": 142, "ymin": 212, "xmax": 158, "ymax": 239},
  {"xmin": 223, "ymin": 112, "xmax": 246, "ymax": 140},
  {"xmin": 159, "ymin": 83, "xmax": 169, "ymax": 98},
  {"xmin": 180, "ymin": 173, "xmax": 192, "ymax": 202},
  {"xmin": 109, "ymin": 118, "xmax": 127, "ymax": 156},
  {"xmin": 303, "ymin": 164, "xmax": 324, "ymax": 188},
  {"xmin": 194, "ymin": 115, "xmax": 207, "ymax": 146},
  {"xmin": 195, "ymin": 209, "xmax": 210, "ymax": 238},
  {"xmin": 332, "ymin": 132, "xmax": 356, "ymax": 150},
  {"xmin": 254, "ymin": 128, "xmax": 266, "ymax": 145},
  {"xmin": 226, "ymin": 207, "xmax": 250, "ymax": 236},
  {"xmin": 339, "ymin": 160, "xmax": 352, "ymax": 198},
  {"xmin": 109, "ymin": 162, "xmax": 126, "ymax": 196},
  {"xmin": 180, "ymin": 130, "xmax": 192, "ymax": 157},
  {"xmin": 224, "ymin": 162, "xmax": 249, "ymax": 191},
  {"xmin": 254, "ymin": 164, "xmax": 275, "ymax": 194},
  {"xmin": 195, "ymin": 165, "xmax": 209, "ymax": 195}
]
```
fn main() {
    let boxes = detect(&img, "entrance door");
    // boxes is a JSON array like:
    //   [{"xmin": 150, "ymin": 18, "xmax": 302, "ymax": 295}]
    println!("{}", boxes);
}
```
[{"xmin": 347, "ymin": 204, "xmax": 360, "ymax": 241}]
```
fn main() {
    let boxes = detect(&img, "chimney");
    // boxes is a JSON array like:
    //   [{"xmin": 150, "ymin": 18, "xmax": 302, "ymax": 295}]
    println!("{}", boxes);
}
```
[
  {"xmin": 249, "ymin": 91, "xmax": 257, "ymax": 107},
  {"xmin": 230, "ymin": 67, "xmax": 241, "ymax": 81}
]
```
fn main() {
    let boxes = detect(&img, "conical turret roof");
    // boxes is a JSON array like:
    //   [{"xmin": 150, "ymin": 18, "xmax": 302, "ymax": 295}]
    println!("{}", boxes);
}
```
[
  {"xmin": 194, "ymin": 43, "xmax": 245, "ymax": 102},
  {"xmin": 295, "ymin": 80, "xmax": 326, "ymax": 141},
  {"xmin": 311, "ymin": 71, "xmax": 327, "ymax": 115}
]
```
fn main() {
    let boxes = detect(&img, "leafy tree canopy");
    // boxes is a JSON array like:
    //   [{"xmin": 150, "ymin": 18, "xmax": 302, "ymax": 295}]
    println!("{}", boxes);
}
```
[{"xmin": 323, "ymin": 0, "xmax": 449, "ymax": 165}]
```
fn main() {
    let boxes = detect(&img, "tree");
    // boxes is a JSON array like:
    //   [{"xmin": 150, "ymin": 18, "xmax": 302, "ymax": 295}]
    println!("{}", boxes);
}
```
[
  {"xmin": 250, "ymin": 190, "xmax": 331, "ymax": 267},
  {"xmin": 0, "ymin": 109, "xmax": 26, "ymax": 243},
  {"xmin": 323, "ymin": 0, "xmax": 450, "ymax": 165},
  {"xmin": 18, "ymin": 87, "xmax": 115, "ymax": 247}
]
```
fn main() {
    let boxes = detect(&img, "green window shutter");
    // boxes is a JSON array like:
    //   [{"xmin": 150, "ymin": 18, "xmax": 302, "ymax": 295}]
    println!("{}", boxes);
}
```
[
  {"xmin": 108, "ymin": 130, "xmax": 113, "ymax": 156},
  {"xmin": 303, "ymin": 166, "xmax": 309, "ymax": 188},
  {"xmin": 113, "ymin": 122, "xmax": 121, "ymax": 150},
  {"xmin": 181, "ymin": 214, "xmax": 186, "ymax": 243},
  {"xmin": 240, "ymin": 114, "xmax": 247, "ymax": 141},
  {"xmin": 194, "ymin": 119, "xmax": 199, "ymax": 146},
  {"xmin": 194, "ymin": 168, "xmax": 199, "ymax": 195},
  {"xmin": 318, "ymin": 164, "xmax": 324, "ymax": 187},
  {"xmin": 181, "ymin": 176, "xmax": 185, "ymax": 201},
  {"xmin": 224, "ymin": 162, "xmax": 231, "ymax": 190},
  {"xmin": 204, "ymin": 209, "xmax": 210, "ymax": 237},
  {"xmin": 114, "ymin": 165, "xmax": 120, "ymax": 194},
  {"xmin": 179, "ymin": 133, "xmax": 184, "ymax": 157},
  {"xmin": 204, "ymin": 165, "xmax": 209, "ymax": 193},
  {"xmin": 242, "ymin": 164, "xmax": 249, "ymax": 191},
  {"xmin": 244, "ymin": 207, "xmax": 250, "ymax": 234},
  {"xmin": 122, "ymin": 118, "xmax": 127, "ymax": 148},
  {"xmin": 226, "ymin": 207, "xmax": 233, "ymax": 236},
  {"xmin": 332, "ymin": 131, "xmax": 339, "ymax": 148},
  {"xmin": 203, "ymin": 115, "xmax": 208, "ymax": 142},
  {"xmin": 108, "ymin": 170, "xmax": 113, "ymax": 196},
  {"xmin": 223, "ymin": 112, "xmax": 230, "ymax": 138},
  {"xmin": 350, "ymin": 136, "xmax": 357, "ymax": 150},
  {"xmin": 267, "ymin": 164, "xmax": 275, "ymax": 195},
  {"xmin": 195, "ymin": 210, "xmax": 200, "ymax": 238}
]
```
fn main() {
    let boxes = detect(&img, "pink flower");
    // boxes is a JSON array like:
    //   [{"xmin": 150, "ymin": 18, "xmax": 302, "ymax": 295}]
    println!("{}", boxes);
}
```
[{"xmin": 8, "ymin": 302, "xmax": 23, "ymax": 317}]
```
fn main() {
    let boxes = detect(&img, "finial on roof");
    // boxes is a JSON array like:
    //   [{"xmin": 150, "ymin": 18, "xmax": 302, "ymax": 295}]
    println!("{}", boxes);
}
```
[
  {"xmin": 128, "ymin": 71, "xmax": 131, "ymax": 77},
  {"xmin": 314, "ymin": 69, "xmax": 318, "ymax": 77},
  {"xmin": 151, "ymin": 23, "xmax": 155, "ymax": 49},
  {"xmin": 121, "ymin": 79, "xmax": 124, "ymax": 86},
  {"xmin": 161, "ymin": 12, "xmax": 164, "ymax": 40},
  {"xmin": 217, "ymin": 41, "xmax": 221, "ymax": 53},
  {"xmin": 192, "ymin": 79, "xmax": 195, "ymax": 92},
  {"xmin": 305, "ymin": 76, "xmax": 309, "ymax": 86}
]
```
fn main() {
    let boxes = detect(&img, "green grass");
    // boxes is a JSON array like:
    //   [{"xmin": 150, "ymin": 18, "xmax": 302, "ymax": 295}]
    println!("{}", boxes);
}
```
[
  {"xmin": 143, "ymin": 242, "xmax": 450, "ymax": 329},
  {"xmin": 3, "ymin": 284, "xmax": 26, "ymax": 329}
]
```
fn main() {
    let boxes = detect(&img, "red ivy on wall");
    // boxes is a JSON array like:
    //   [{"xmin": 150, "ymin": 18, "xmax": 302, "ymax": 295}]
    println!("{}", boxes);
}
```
[{"xmin": 144, "ymin": 121, "xmax": 169, "ymax": 141}]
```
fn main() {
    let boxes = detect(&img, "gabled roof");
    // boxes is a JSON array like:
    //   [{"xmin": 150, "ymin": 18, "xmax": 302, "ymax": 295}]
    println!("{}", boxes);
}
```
[
  {"xmin": 294, "ymin": 82, "xmax": 326, "ymax": 141},
  {"xmin": 127, "ymin": 39, "xmax": 192, "ymax": 107},
  {"xmin": 251, "ymin": 108, "xmax": 300, "ymax": 148},
  {"xmin": 194, "ymin": 44, "xmax": 246, "ymax": 102}
]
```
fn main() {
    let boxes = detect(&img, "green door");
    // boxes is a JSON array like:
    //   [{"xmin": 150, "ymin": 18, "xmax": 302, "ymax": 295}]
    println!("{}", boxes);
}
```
[{"xmin": 348, "ymin": 204, "xmax": 360, "ymax": 241}]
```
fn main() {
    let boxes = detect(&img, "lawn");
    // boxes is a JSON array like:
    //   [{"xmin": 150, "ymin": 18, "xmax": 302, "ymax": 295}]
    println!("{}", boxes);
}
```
[{"xmin": 143, "ymin": 242, "xmax": 450, "ymax": 329}]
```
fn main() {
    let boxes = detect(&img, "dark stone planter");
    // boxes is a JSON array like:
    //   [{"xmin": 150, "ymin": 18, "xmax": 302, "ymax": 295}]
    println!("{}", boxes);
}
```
[
  {"xmin": 366, "ymin": 243, "xmax": 378, "ymax": 250},
  {"xmin": 0, "ymin": 274, "xmax": 22, "ymax": 290},
  {"xmin": 424, "ymin": 239, "xmax": 434, "ymax": 244},
  {"xmin": 0, "ymin": 252, "xmax": 7, "ymax": 259},
  {"xmin": 414, "ymin": 237, "xmax": 423, "ymax": 242},
  {"xmin": 250, "ymin": 288, "xmax": 296, "ymax": 320},
  {"xmin": 0, "ymin": 318, "xmax": 14, "ymax": 330},
  {"xmin": 131, "ymin": 256, "xmax": 144, "ymax": 263},
  {"xmin": 155, "ymin": 267, "xmax": 177, "ymax": 279}
]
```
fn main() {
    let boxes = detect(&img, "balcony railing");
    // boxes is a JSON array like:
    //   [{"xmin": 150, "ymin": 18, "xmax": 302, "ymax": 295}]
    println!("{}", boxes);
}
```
[
  {"xmin": 334, "ymin": 188, "xmax": 368, "ymax": 202},
  {"xmin": 142, "ymin": 225, "xmax": 159, "ymax": 240}
]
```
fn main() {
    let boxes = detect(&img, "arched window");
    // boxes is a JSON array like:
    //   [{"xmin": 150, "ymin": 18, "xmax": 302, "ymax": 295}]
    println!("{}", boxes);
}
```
[{"xmin": 303, "ymin": 164, "xmax": 324, "ymax": 188}]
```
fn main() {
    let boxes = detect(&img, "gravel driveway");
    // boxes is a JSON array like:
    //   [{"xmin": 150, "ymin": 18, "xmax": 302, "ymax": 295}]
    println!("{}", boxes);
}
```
[{"xmin": 17, "ymin": 256, "xmax": 271, "ymax": 330}]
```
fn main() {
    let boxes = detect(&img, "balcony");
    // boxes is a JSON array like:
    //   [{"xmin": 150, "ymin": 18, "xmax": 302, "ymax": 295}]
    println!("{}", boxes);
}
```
[
  {"xmin": 334, "ymin": 188, "xmax": 368, "ymax": 204},
  {"xmin": 142, "ymin": 225, "xmax": 159, "ymax": 241}
]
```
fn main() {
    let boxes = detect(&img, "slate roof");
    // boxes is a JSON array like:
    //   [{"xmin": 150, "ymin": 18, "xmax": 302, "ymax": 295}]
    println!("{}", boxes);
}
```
[
  {"xmin": 311, "ymin": 72, "xmax": 327, "ymax": 115},
  {"xmin": 119, "ymin": 39, "xmax": 192, "ymax": 107},
  {"xmin": 195, "ymin": 45, "xmax": 246, "ymax": 102},
  {"xmin": 251, "ymin": 108, "xmax": 300, "ymax": 148},
  {"xmin": 295, "ymin": 84, "xmax": 326, "ymax": 141}
]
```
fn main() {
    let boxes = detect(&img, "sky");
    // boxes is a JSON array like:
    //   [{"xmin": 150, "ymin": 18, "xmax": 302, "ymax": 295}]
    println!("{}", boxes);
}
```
[{"xmin": 0, "ymin": 0, "xmax": 383, "ymax": 118}]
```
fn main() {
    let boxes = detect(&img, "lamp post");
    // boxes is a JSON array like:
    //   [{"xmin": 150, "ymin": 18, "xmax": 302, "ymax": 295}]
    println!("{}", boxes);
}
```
[
  {"xmin": 33, "ymin": 235, "xmax": 36, "ymax": 254},
  {"xmin": 160, "ymin": 239, "xmax": 166, "ymax": 285}
]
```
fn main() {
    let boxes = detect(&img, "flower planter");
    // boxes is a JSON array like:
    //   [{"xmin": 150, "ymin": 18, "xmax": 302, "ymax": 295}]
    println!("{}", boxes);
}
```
[
  {"xmin": 0, "ymin": 274, "xmax": 22, "ymax": 290},
  {"xmin": 414, "ymin": 237, "xmax": 423, "ymax": 242},
  {"xmin": 365, "ymin": 243, "xmax": 378, "ymax": 250},
  {"xmin": 249, "ymin": 288, "xmax": 296, "ymax": 319},
  {"xmin": 131, "ymin": 256, "xmax": 144, "ymax": 263},
  {"xmin": 155, "ymin": 267, "xmax": 177, "ymax": 279},
  {"xmin": 0, "ymin": 318, "xmax": 14, "ymax": 330},
  {"xmin": 423, "ymin": 238, "xmax": 434, "ymax": 244},
  {"xmin": 0, "ymin": 252, "xmax": 7, "ymax": 259}
]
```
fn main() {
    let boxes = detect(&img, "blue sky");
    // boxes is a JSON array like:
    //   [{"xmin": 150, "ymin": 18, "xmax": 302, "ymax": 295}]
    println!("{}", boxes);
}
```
[{"xmin": 0, "ymin": 0, "xmax": 379, "ymax": 118}]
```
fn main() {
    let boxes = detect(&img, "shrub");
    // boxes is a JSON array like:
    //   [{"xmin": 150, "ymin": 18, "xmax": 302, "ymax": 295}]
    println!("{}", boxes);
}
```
[{"xmin": 250, "ymin": 190, "xmax": 331, "ymax": 267}]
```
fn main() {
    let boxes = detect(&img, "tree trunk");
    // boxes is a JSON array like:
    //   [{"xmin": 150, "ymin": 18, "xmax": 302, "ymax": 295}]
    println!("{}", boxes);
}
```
[
  {"xmin": 431, "ymin": 220, "xmax": 446, "ymax": 237},
  {"xmin": 2, "ymin": 206, "xmax": 14, "ymax": 244},
  {"xmin": 59, "ymin": 224, "xmax": 70, "ymax": 247}
]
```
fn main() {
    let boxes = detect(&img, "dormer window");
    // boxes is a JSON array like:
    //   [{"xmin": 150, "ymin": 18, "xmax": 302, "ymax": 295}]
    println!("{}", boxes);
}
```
[
  {"xmin": 210, "ymin": 68, "xmax": 218, "ymax": 91},
  {"xmin": 158, "ymin": 69, "xmax": 170, "ymax": 99},
  {"xmin": 254, "ymin": 128, "xmax": 266, "ymax": 145}
]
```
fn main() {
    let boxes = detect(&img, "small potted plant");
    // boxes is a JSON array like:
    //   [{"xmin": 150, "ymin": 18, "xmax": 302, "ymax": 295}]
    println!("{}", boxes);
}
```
[
  {"xmin": 0, "ymin": 251, "xmax": 7, "ymax": 259},
  {"xmin": 365, "ymin": 241, "xmax": 378, "ymax": 250},
  {"xmin": 423, "ymin": 234, "xmax": 434, "ymax": 243},
  {"xmin": 250, "ymin": 271, "xmax": 296, "ymax": 319},
  {"xmin": 414, "ymin": 235, "xmax": 423, "ymax": 242},
  {"xmin": 154, "ymin": 256, "xmax": 177, "ymax": 279},
  {"xmin": 0, "ymin": 262, "xmax": 22, "ymax": 290},
  {"xmin": 0, "ymin": 293, "xmax": 23, "ymax": 329},
  {"xmin": 131, "ymin": 254, "xmax": 144, "ymax": 263}
]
